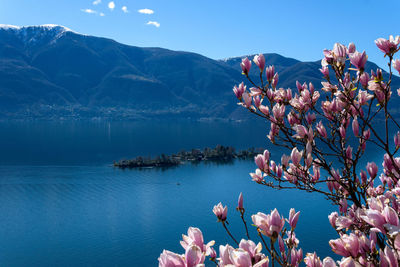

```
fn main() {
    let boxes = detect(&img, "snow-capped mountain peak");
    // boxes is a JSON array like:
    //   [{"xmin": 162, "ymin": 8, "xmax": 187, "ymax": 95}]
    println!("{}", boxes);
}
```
[{"xmin": 0, "ymin": 24, "xmax": 82, "ymax": 45}]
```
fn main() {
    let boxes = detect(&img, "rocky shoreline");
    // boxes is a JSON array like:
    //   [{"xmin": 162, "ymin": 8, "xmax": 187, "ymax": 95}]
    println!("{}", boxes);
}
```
[{"xmin": 113, "ymin": 145, "xmax": 263, "ymax": 169}]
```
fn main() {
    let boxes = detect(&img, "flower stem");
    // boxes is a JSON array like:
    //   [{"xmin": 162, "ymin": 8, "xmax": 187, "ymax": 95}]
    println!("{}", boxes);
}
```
[{"xmin": 222, "ymin": 221, "xmax": 239, "ymax": 245}]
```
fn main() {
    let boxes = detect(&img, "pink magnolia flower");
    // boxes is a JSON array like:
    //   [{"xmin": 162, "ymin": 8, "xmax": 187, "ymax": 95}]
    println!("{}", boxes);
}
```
[
  {"xmin": 219, "ymin": 244, "xmax": 234, "ymax": 266},
  {"xmin": 335, "ymin": 216, "xmax": 353, "ymax": 230},
  {"xmin": 281, "ymin": 154, "xmax": 290, "ymax": 167},
  {"xmin": 241, "ymin": 57, "xmax": 252, "ymax": 75},
  {"xmin": 329, "ymin": 233, "xmax": 360, "ymax": 258},
  {"xmin": 159, "ymin": 250, "xmax": 185, "ymax": 267},
  {"xmin": 237, "ymin": 192, "xmax": 243, "ymax": 211},
  {"xmin": 383, "ymin": 206, "xmax": 399, "ymax": 227},
  {"xmin": 359, "ymin": 72, "xmax": 370, "ymax": 89},
  {"xmin": 250, "ymin": 87, "xmax": 262, "ymax": 96},
  {"xmin": 395, "ymin": 132, "xmax": 400, "ymax": 148},
  {"xmin": 328, "ymin": 212, "xmax": 338, "ymax": 228},
  {"xmin": 322, "ymin": 257, "xmax": 336, "ymax": 267},
  {"xmin": 293, "ymin": 125, "xmax": 308, "ymax": 139},
  {"xmin": 208, "ymin": 247, "xmax": 216, "ymax": 259},
  {"xmin": 349, "ymin": 51, "xmax": 368, "ymax": 70},
  {"xmin": 253, "ymin": 258, "xmax": 269, "ymax": 267},
  {"xmin": 316, "ymin": 121, "xmax": 327, "ymax": 138},
  {"xmin": 291, "ymin": 248, "xmax": 303, "ymax": 266},
  {"xmin": 229, "ymin": 248, "xmax": 252, "ymax": 267},
  {"xmin": 254, "ymin": 96, "xmax": 262, "ymax": 107},
  {"xmin": 332, "ymin": 43, "xmax": 347, "ymax": 65},
  {"xmin": 375, "ymin": 35, "xmax": 400, "ymax": 55},
  {"xmin": 271, "ymin": 73, "xmax": 279, "ymax": 89},
  {"xmin": 304, "ymin": 252, "xmax": 322, "ymax": 267},
  {"xmin": 233, "ymin": 82, "xmax": 246, "ymax": 99},
  {"xmin": 291, "ymin": 147, "xmax": 303, "ymax": 166},
  {"xmin": 320, "ymin": 66, "xmax": 329, "ymax": 78},
  {"xmin": 251, "ymin": 209, "xmax": 285, "ymax": 238},
  {"xmin": 361, "ymin": 209, "xmax": 386, "ymax": 233},
  {"xmin": 272, "ymin": 103, "xmax": 285, "ymax": 121},
  {"xmin": 242, "ymin": 92, "xmax": 252, "ymax": 108},
  {"xmin": 339, "ymin": 125, "xmax": 346, "ymax": 139},
  {"xmin": 239, "ymin": 239, "xmax": 262, "ymax": 260},
  {"xmin": 393, "ymin": 59, "xmax": 400, "ymax": 75},
  {"xmin": 255, "ymin": 154, "xmax": 267, "ymax": 171},
  {"xmin": 266, "ymin": 65, "xmax": 275, "ymax": 82},
  {"xmin": 184, "ymin": 244, "xmax": 205, "ymax": 267},
  {"xmin": 338, "ymin": 257, "xmax": 360, "ymax": 267},
  {"xmin": 288, "ymin": 208, "xmax": 300, "ymax": 229},
  {"xmin": 348, "ymin": 42, "xmax": 356, "ymax": 54},
  {"xmin": 366, "ymin": 162, "xmax": 378, "ymax": 178},
  {"xmin": 250, "ymin": 169, "xmax": 265, "ymax": 183},
  {"xmin": 212, "ymin": 202, "xmax": 227, "ymax": 221},
  {"xmin": 380, "ymin": 247, "xmax": 398, "ymax": 267},
  {"xmin": 180, "ymin": 227, "xmax": 215, "ymax": 255},
  {"xmin": 352, "ymin": 118, "xmax": 359, "ymax": 137},
  {"xmin": 254, "ymin": 54, "xmax": 266, "ymax": 72},
  {"xmin": 259, "ymin": 105, "xmax": 269, "ymax": 116}
]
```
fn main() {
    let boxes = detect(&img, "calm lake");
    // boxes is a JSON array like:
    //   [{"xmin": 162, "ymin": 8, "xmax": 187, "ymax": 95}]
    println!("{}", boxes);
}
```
[{"xmin": 0, "ymin": 121, "xmax": 358, "ymax": 266}]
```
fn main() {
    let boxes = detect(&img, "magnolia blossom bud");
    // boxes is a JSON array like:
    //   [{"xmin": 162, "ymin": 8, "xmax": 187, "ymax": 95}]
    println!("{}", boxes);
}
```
[
  {"xmin": 319, "ymin": 66, "xmax": 329, "ymax": 78},
  {"xmin": 395, "ymin": 131, "xmax": 400, "ymax": 148},
  {"xmin": 288, "ymin": 208, "xmax": 300, "ymax": 229},
  {"xmin": 359, "ymin": 72, "xmax": 370, "ymax": 88},
  {"xmin": 212, "ymin": 202, "xmax": 228, "ymax": 221},
  {"xmin": 339, "ymin": 126, "xmax": 346, "ymax": 139},
  {"xmin": 266, "ymin": 65, "xmax": 275, "ymax": 82},
  {"xmin": 272, "ymin": 73, "xmax": 279, "ymax": 89},
  {"xmin": 253, "ymin": 54, "xmax": 265, "ymax": 72},
  {"xmin": 375, "ymin": 35, "xmax": 400, "ymax": 55},
  {"xmin": 209, "ymin": 247, "xmax": 216, "ymax": 259},
  {"xmin": 366, "ymin": 162, "xmax": 378, "ymax": 178},
  {"xmin": 352, "ymin": 117, "xmax": 359, "ymax": 136},
  {"xmin": 237, "ymin": 192, "xmax": 243, "ymax": 210},
  {"xmin": 250, "ymin": 169, "xmax": 265, "ymax": 183},
  {"xmin": 393, "ymin": 59, "xmax": 400, "ymax": 75},
  {"xmin": 254, "ymin": 96, "xmax": 262, "ymax": 108},
  {"xmin": 281, "ymin": 154, "xmax": 290, "ymax": 167},
  {"xmin": 255, "ymin": 154, "xmax": 266, "ymax": 171},
  {"xmin": 348, "ymin": 42, "xmax": 356, "ymax": 54},
  {"xmin": 360, "ymin": 170, "xmax": 367, "ymax": 185},
  {"xmin": 241, "ymin": 57, "xmax": 251, "ymax": 75},
  {"xmin": 328, "ymin": 212, "xmax": 338, "ymax": 228},
  {"xmin": 251, "ymin": 209, "xmax": 285, "ymax": 239},
  {"xmin": 349, "ymin": 51, "xmax": 368, "ymax": 70},
  {"xmin": 259, "ymin": 105, "xmax": 269, "ymax": 116},
  {"xmin": 291, "ymin": 147, "xmax": 302, "ymax": 166}
]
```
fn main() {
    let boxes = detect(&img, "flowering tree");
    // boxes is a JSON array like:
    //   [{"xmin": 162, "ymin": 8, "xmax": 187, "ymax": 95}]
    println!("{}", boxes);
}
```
[{"xmin": 159, "ymin": 36, "xmax": 400, "ymax": 266}]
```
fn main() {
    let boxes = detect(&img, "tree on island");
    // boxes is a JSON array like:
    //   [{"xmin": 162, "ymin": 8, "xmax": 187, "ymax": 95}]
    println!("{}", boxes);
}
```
[{"xmin": 159, "ymin": 36, "xmax": 400, "ymax": 266}]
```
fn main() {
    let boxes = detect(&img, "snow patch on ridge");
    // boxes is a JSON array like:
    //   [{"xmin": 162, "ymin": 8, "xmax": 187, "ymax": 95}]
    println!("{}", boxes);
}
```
[{"xmin": 0, "ymin": 24, "xmax": 84, "ymax": 45}]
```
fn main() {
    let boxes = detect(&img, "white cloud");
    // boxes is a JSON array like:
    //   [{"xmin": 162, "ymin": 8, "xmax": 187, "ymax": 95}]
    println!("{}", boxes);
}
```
[
  {"xmin": 99, "ymin": 12, "xmax": 105, "ymax": 16},
  {"xmin": 147, "ymin": 21, "xmax": 160, "ymax": 28},
  {"xmin": 92, "ymin": 0, "xmax": 101, "ymax": 5},
  {"xmin": 122, "ymin": 6, "xmax": 129, "ymax": 13},
  {"xmin": 108, "ymin": 1, "xmax": 115, "ymax": 10},
  {"xmin": 138, "ymin": 8, "xmax": 154, "ymax": 15},
  {"xmin": 81, "ymin": 9, "xmax": 97, "ymax": 14}
]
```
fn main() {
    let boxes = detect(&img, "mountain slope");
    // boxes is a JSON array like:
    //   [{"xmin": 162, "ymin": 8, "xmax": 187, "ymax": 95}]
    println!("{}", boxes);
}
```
[{"xmin": 1, "ymin": 25, "xmax": 399, "ymax": 120}]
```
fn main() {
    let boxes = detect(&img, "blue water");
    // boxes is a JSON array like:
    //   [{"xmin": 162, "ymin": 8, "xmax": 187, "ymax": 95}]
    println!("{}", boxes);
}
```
[{"xmin": 0, "ymin": 121, "xmax": 356, "ymax": 266}]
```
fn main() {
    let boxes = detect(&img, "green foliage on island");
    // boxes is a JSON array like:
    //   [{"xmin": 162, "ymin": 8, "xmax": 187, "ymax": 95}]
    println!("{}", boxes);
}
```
[{"xmin": 113, "ymin": 145, "xmax": 263, "ymax": 169}]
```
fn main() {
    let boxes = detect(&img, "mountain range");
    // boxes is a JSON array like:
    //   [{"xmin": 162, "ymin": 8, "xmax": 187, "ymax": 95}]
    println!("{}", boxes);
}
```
[{"xmin": 0, "ymin": 24, "xmax": 399, "ymax": 120}]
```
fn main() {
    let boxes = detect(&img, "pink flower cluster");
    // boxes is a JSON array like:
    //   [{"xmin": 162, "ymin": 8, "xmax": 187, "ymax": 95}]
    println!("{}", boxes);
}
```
[{"xmin": 161, "ymin": 35, "xmax": 400, "ymax": 266}]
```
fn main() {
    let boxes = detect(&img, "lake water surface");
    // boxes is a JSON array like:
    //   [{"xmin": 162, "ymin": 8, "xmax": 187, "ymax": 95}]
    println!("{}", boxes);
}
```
[{"xmin": 0, "ymin": 121, "xmax": 353, "ymax": 266}]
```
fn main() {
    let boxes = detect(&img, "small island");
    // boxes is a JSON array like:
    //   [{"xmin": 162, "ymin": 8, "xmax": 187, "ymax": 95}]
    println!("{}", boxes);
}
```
[{"xmin": 113, "ymin": 145, "xmax": 263, "ymax": 169}]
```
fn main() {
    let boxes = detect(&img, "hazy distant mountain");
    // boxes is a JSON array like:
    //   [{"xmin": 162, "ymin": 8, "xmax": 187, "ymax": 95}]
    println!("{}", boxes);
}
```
[{"xmin": 0, "ymin": 24, "xmax": 399, "ymax": 120}]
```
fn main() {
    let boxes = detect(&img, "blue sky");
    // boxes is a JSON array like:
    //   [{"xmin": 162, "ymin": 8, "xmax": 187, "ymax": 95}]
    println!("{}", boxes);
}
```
[{"xmin": 1, "ymin": 0, "xmax": 400, "ymax": 69}]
